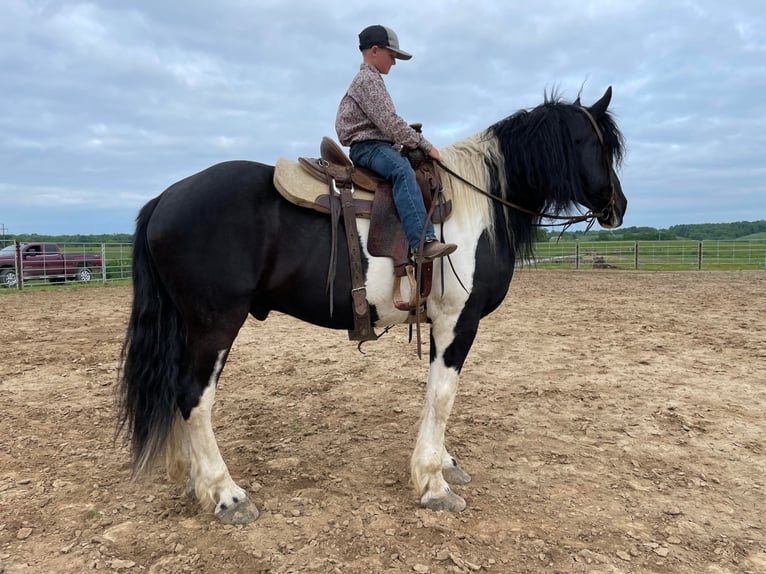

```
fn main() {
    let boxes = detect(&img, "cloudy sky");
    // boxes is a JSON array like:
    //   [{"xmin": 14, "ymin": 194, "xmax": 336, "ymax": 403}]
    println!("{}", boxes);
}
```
[{"xmin": 1, "ymin": 0, "xmax": 764, "ymax": 235}]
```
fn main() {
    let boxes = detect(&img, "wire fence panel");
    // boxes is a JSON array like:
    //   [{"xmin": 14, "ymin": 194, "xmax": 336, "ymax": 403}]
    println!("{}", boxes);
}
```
[
  {"xmin": 530, "ymin": 241, "xmax": 578, "ymax": 269},
  {"xmin": 637, "ymin": 240, "xmax": 701, "ymax": 270},
  {"xmin": 0, "ymin": 241, "xmax": 132, "ymax": 289},
  {"xmin": 701, "ymin": 240, "xmax": 766, "ymax": 270},
  {"xmin": 1, "ymin": 239, "xmax": 764, "ymax": 291},
  {"xmin": 103, "ymin": 243, "xmax": 133, "ymax": 281},
  {"xmin": 533, "ymin": 240, "xmax": 765, "ymax": 270},
  {"xmin": 578, "ymin": 241, "xmax": 637, "ymax": 270}
]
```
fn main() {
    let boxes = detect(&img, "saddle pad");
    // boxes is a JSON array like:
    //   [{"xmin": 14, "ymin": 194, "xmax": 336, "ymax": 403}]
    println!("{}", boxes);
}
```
[{"xmin": 273, "ymin": 158, "xmax": 375, "ymax": 214}]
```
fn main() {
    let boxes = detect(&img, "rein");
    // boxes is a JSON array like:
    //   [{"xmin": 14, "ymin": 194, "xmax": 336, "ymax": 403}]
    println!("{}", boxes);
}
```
[{"xmin": 436, "ymin": 106, "xmax": 615, "ymax": 229}]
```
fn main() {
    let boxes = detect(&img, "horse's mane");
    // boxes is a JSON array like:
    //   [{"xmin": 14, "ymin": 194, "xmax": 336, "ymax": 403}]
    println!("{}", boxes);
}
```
[{"xmin": 440, "ymin": 94, "xmax": 625, "ymax": 262}]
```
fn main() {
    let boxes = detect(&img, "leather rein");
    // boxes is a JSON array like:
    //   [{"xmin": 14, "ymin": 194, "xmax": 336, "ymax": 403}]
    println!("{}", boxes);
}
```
[{"xmin": 436, "ymin": 106, "xmax": 617, "ymax": 230}]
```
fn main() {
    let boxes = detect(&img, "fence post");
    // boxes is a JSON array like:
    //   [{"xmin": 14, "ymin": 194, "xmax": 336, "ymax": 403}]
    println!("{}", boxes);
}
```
[
  {"xmin": 698, "ymin": 241, "xmax": 703, "ymax": 270},
  {"xmin": 575, "ymin": 242, "xmax": 580, "ymax": 270},
  {"xmin": 101, "ymin": 243, "xmax": 107, "ymax": 284},
  {"xmin": 634, "ymin": 242, "xmax": 639, "ymax": 270},
  {"xmin": 14, "ymin": 240, "xmax": 23, "ymax": 290}
]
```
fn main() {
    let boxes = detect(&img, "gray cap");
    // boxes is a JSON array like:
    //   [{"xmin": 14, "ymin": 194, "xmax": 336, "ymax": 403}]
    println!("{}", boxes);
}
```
[{"xmin": 358, "ymin": 25, "xmax": 412, "ymax": 60}]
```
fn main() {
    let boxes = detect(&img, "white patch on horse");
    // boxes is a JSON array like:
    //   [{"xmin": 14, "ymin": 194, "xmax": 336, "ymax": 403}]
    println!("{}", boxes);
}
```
[
  {"xmin": 356, "ymin": 218, "xmax": 411, "ymax": 326},
  {"xmin": 411, "ymin": 357, "xmax": 462, "ymax": 506},
  {"xmin": 183, "ymin": 350, "xmax": 247, "ymax": 514}
]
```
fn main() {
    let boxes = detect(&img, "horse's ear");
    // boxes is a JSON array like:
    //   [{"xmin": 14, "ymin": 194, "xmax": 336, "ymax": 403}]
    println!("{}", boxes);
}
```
[
  {"xmin": 574, "ymin": 97, "xmax": 581, "ymax": 107},
  {"xmin": 589, "ymin": 86, "xmax": 613, "ymax": 117}
]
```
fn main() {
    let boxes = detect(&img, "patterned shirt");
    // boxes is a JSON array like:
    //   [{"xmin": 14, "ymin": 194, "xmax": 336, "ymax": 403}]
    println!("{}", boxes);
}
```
[{"xmin": 335, "ymin": 63, "xmax": 433, "ymax": 153}]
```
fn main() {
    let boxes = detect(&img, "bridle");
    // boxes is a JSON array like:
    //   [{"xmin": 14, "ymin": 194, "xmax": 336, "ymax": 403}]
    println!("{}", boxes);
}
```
[
  {"xmin": 436, "ymin": 106, "xmax": 617, "ymax": 230},
  {"xmin": 577, "ymin": 106, "xmax": 618, "ymax": 223}
]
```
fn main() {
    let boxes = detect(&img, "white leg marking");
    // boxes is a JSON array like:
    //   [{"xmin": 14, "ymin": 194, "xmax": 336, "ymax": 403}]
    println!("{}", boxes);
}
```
[
  {"xmin": 412, "ymin": 357, "xmax": 461, "ymax": 504},
  {"xmin": 441, "ymin": 448, "xmax": 456, "ymax": 468},
  {"xmin": 187, "ymin": 350, "xmax": 247, "ymax": 514},
  {"xmin": 411, "ymin": 285, "xmax": 473, "ymax": 509}
]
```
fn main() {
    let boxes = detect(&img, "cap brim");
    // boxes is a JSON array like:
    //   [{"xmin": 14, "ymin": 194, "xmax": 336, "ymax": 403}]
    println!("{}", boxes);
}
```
[{"xmin": 389, "ymin": 47, "xmax": 412, "ymax": 60}]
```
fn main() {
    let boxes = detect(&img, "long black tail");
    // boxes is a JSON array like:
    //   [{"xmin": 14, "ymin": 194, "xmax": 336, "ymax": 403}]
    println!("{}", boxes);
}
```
[{"xmin": 116, "ymin": 197, "xmax": 185, "ymax": 477}]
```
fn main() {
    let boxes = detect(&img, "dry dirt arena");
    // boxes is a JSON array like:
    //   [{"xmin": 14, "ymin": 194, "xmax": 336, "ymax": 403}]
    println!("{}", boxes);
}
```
[{"xmin": 1, "ymin": 270, "xmax": 764, "ymax": 574}]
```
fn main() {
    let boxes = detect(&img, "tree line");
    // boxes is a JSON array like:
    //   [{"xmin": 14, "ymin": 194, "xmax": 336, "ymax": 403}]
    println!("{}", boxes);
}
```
[
  {"xmin": 3, "ymin": 220, "xmax": 766, "ymax": 245},
  {"xmin": 538, "ymin": 220, "xmax": 766, "ymax": 242},
  {"xmin": 1, "ymin": 233, "xmax": 133, "ymax": 244}
]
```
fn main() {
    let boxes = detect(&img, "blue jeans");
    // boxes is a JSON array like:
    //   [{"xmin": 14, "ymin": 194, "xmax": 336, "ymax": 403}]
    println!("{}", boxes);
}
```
[{"xmin": 350, "ymin": 140, "xmax": 436, "ymax": 251}]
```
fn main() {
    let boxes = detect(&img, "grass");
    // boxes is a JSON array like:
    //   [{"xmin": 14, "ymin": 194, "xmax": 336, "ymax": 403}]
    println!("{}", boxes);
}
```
[
  {"xmin": 739, "ymin": 232, "xmax": 766, "ymax": 240},
  {"xmin": 533, "ymin": 240, "xmax": 766, "ymax": 270}
]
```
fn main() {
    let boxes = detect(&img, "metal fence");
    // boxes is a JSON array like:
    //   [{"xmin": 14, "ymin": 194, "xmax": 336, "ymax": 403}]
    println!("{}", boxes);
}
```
[
  {"xmin": 0, "ymin": 241, "xmax": 132, "ymax": 289},
  {"xmin": 1, "ymin": 239, "xmax": 764, "ymax": 290},
  {"xmin": 533, "ymin": 240, "xmax": 766, "ymax": 270}
]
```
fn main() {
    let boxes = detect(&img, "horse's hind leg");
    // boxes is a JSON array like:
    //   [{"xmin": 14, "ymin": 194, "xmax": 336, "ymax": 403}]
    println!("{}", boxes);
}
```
[
  {"xmin": 168, "ymin": 324, "xmax": 259, "ymax": 524},
  {"xmin": 188, "ymin": 359, "xmax": 258, "ymax": 523}
]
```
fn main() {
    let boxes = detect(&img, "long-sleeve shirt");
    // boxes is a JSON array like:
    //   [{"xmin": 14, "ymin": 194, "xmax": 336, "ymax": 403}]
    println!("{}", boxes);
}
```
[{"xmin": 335, "ymin": 63, "xmax": 433, "ymax": 153}]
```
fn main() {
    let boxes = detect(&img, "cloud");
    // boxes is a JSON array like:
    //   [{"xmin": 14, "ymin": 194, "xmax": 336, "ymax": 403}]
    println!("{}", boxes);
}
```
[{"xmin": 0, "ymin": 0, "xmax": 764, "ymax": 234}]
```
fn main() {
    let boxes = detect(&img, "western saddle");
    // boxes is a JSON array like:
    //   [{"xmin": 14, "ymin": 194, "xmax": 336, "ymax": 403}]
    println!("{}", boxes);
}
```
[{"xmin": 273, "ymin": 131, "xmax": 452, "ymax": 343}]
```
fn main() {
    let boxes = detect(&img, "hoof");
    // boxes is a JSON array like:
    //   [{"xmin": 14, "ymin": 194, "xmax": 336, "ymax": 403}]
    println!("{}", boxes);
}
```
[
  {"xmin": 215, "ymin": 497, "xmax": 260, "ymax": 525},
  {"xmin": 420, "ymin": 489, "xmax": 467, "ymax": 512},
  {"xmin": 443, "ymin": 461, "xmax": 472, "ymax": 485}
]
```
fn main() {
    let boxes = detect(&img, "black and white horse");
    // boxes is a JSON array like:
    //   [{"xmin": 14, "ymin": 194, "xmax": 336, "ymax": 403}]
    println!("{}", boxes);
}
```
[{"xmin": 117, "ymin": 87, "xmax": 626, "ymax": 523}]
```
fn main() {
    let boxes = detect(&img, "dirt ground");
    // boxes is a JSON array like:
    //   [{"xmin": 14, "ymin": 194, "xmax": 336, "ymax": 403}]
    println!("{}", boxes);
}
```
[{"xmin": 0, "ymin": 270, "xmax": 764, "ymax": 574}]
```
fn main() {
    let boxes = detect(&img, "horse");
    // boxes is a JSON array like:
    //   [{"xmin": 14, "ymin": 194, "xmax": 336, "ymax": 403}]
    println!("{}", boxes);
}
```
[{"xmin": 117, "ymin": 87, "xmax": 626, "ymax": 524}]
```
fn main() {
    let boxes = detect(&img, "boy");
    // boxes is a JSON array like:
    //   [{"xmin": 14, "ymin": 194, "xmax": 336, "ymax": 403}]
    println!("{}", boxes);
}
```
[{"xmin": 335, "ymin": 25, "xmax": 457, "ymax": 262}]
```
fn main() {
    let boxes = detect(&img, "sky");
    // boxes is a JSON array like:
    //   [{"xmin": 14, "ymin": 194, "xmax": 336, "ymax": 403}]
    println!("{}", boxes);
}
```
[{"xmin": 1, "ymin": 0, "xmax": 764, "ymax": 235}]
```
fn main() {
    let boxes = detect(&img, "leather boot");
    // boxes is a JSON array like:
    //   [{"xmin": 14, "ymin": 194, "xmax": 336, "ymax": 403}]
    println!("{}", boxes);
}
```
[{"xmin": 416, "ymin": 241, "xmax": 457, "ymax": 262}]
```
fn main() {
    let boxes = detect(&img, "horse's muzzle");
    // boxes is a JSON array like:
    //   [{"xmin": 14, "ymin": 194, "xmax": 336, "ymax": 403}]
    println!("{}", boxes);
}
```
[
  {"xmin": 598, "ymin": 211, "xmax": 622, "ymax": 229},
  {"xmin": 598, "ymin": 176, "xmax": 627, "ymax": 229}
]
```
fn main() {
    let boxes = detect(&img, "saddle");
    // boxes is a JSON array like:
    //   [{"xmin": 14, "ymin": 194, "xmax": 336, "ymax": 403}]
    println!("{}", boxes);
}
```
[{"xmin": 273, "ymin": 135, "xmax": 453, "ymax": 343}]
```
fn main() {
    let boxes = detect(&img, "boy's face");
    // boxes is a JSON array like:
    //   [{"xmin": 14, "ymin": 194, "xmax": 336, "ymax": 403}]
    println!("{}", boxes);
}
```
[{"xmin": 368, "ymin": 46, "xmax": 397, "ymax": 75}]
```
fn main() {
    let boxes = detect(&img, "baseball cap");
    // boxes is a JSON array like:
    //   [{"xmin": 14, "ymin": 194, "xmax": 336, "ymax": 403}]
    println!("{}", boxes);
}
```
[{"xmin": 358, "ymin": 25, "xmax": 412, "ymax": 60}]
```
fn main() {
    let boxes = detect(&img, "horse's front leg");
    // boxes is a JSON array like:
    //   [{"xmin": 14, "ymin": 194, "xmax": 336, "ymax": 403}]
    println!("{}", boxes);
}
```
[
  {"xmin": 411, "ymin": 288, "xmax": 479, "ymax": 512},
  {"xmin": 411, "ymin": 358, "xmax": 467, "ymax": 511},
  {"xmin": 441, "ymin": 449, "xmax": 472, "ymax": 485}
]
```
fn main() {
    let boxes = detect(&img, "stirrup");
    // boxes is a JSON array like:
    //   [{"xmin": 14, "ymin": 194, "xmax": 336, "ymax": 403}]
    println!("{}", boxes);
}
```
[{"xmin": 393, "ymin": 265, "xmax": 419, "ymax": 311}]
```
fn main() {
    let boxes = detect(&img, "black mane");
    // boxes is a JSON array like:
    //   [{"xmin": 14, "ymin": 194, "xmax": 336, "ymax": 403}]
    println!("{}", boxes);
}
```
[{"xmin": 485, "ymin": 96, "xmax": 625, "ymax": 261}]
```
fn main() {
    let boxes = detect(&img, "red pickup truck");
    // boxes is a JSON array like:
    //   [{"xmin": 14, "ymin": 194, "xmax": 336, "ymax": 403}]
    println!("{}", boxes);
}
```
[{"xmin": 0, "ymin": 242, "xmax": 103, "ymax": 287}]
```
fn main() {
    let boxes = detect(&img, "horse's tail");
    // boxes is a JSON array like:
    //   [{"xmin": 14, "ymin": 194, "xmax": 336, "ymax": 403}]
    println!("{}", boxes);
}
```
[{"xmin": 116, "ymin": 196, "xmax": 184, "ymax": 477}]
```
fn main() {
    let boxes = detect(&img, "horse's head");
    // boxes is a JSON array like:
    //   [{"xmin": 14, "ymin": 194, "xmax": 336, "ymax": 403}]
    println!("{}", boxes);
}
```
[
  {"xmin": 455, "ymin": 88, "xmax": 628, "ymax": 260},
  {"xmin": 573, "ymin": 87, "xmax": 627, "ymax": 229}
]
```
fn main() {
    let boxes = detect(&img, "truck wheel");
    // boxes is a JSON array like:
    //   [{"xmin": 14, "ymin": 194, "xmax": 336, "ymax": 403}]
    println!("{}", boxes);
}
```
[
  {"xmin": 76, "ymin": 266, "xmax": 93, "ymax": 283},
  {"xmin": 0, "ymin": 269, "xmax": 18, "ymax": 288}
]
